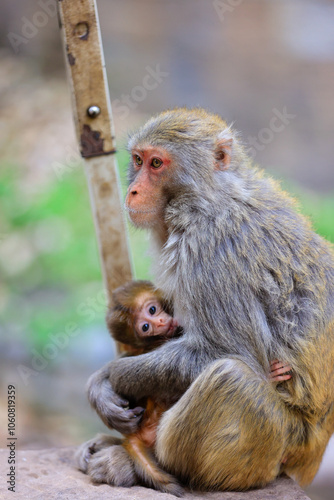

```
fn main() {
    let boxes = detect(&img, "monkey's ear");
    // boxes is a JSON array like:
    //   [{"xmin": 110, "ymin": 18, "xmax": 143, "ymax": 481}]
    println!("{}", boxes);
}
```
[{"xmin": 214, "ymin": 138, "xmax": 233, "ymax": 171}]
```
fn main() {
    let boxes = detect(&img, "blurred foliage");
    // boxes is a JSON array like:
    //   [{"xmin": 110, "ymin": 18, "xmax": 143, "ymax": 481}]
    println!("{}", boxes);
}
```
[
  {"xmin": 0, "ymin": 151, "xmax": 151, "ymax": 350},
  {"xmin": 276, "ymin": 175, "xmax": 334, "ymax": 242},
  {"xmin": 0, "ymin": 155, "xmax": 333, "ymax": 350}
]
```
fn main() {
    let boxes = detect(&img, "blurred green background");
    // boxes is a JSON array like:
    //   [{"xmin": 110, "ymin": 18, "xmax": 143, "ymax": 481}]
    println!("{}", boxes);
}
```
[{"xmin": 0, "ymin": 150, "xmax": 151, "ymax": 352}]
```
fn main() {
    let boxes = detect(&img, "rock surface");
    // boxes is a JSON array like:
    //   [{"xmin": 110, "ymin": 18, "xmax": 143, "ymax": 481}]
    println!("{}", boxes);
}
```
[{"xmin": 0, "ymin": 447, "xmax": 310, "ymax": 500}]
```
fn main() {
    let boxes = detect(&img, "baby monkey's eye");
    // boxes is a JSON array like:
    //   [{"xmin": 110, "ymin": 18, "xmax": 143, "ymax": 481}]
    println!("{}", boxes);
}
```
[
  {"xmin": 151, "ymin": 158, "xmax": 162, "ymax": 169},
  {"xmin": 142, "ymin": 323, "xmax": 150, "ymax": 332},
  {"xmin": 149, "ymin": 306, "xmax": 156, "ymax": 315},
  {"xmin": 135, "ymin": 155, "xmax": 143, "ymax": 166}
]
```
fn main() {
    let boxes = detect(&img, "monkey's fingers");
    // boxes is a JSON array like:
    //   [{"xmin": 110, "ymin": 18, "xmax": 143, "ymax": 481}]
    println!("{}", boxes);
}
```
[
  {"xmin": 117, "ymin": 396, "xmax": 131, "ymax": 408},
  {"xmin": 270, "ymin": 360, "xmax": 292, "ymax": 372},
  {"xmin": 75, "ymin": 434, "xmax": 122, "ymax": 472},
  {"xmin": 88, "ymin": 446, "xmax": 137, "ymax": 487},
  {"xmin": 269, "ymin": 364, "xmax": 293, "ymax": 382},
  {"xmin": 99, "ymin": 399, "xmax": 144, "ymax": 434},
  {"xmin": 271, "ymin": 373, "xmax": 292, "ymax": 382},
  {"xmin": 270, "ymin": 364, "xmax": 292, "ymax": 376},
  {"xmin": 107, "ymin": 407, "xmax": 144, "ymax": 435},
  {"xmin": 132, "ymin": 406, "xmax": 146, "ymax": 417},
  {"xmin": 270, "ymin": 359, "xmax": 287, "ymax": 370}
]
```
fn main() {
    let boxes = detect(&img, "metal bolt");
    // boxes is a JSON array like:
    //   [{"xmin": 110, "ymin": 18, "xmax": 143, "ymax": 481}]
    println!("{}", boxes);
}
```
[
  {"xmin": 87, "ymin": 105, "xmax": 101, "ymax": 118},
  {"xmin": 74, "ymin": 22, "xmax": 89, "ymax": 39}
]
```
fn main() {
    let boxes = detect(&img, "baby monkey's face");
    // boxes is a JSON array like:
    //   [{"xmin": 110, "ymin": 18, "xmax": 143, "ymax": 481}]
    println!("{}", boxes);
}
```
[{"xmin": 134, "ymin": 293, "xmax": 178, "ymax": 339}]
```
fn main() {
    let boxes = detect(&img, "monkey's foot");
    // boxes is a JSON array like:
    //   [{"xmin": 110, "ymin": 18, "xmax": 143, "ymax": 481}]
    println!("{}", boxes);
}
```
[
  {"xmin": 75, "ymin": 434, "xmax": 122, "ymax": 473},
  {"xmin": 87, "ymin": 445, "xmax": 137, "ymax": 487}
]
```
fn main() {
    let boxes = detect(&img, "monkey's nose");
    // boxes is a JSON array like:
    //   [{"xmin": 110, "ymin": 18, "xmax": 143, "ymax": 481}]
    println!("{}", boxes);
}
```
[{"xmin": 131, "ymin": 190, "xmax": 138, "ymax": 196}]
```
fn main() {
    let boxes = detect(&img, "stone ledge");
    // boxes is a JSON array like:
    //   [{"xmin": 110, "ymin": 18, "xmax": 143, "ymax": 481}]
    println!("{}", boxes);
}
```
[{"xmin": 0, "ymin": 447, "xmax": 310, "ymax": 499}]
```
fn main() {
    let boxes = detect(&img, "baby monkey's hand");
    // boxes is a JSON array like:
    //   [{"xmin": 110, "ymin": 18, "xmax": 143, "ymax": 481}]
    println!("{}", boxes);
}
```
[{"xmin": 269, "ymin": 359, "xmax": 292, "ymax": 382}]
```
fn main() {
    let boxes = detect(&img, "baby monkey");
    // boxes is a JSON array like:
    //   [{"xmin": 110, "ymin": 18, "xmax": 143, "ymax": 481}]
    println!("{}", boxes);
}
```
[
  {"xmin": 106, "ymin": 280, "xmax": 183, "ymax": 495},
  {"xmin": 79, "ymin": 280, "xmax": 292, "ymax": 496},
  {"xmin": 108, "ymin": 280, "xmax": 181, "ymax": 355}
]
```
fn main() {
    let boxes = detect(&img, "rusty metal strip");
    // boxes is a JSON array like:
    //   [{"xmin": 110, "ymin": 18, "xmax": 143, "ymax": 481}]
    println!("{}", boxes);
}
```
[
  {"xmin": 58, "ymin": 0, "xmax": 116, "ymax": 158},
  {"xmin": 84, "ymin": 155, "xmax": 134, "ymax": 295},
  {"xmin": 58, "ymin": 0, "xmax": 134, "ymax": 300}
]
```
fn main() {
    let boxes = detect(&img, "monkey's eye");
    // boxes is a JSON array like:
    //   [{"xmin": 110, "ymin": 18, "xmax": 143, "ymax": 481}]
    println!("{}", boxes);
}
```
[
  {"xmin": 149, "ymin": 305, "xmax": 156, "ymax": 315},
  {"xmin": 151, "ymin": 158, "xmax": 162, "ymax": 169},
  {"xmin": 142, "ymin": 323, "xmax": 150, "ymax": 332},
  {"xmin": 134, "ymin": 155, "xmax": 143, "ymax": 166}
]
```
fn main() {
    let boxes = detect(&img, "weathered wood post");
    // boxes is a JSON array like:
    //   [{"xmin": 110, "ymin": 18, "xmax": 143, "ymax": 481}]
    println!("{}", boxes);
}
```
[{"xmin": 57, "ymin": 0, "xmax": 134, "ymax": 299}]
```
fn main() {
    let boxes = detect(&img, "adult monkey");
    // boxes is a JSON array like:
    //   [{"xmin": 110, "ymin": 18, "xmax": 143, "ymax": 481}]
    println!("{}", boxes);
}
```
[
  {"xmin": 78, "ymin": 281, "xmax": 290, "ymax": 494},
  {"xmin": 85, "ymin": 108, "xmax": 334, "ymax": 491}
]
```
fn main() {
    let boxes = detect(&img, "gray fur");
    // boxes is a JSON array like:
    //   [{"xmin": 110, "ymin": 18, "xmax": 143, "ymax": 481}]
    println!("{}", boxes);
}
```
[
  {"xmin": 87, "ymin": 108, "xmax": 334, "ymax": 490},
  {"xmin": 88, "ymin": 445, "xmax": 136, "ymax": 487},
  {"xmin": 76, "ymin": 434, "xmax": 122, "ymax": 473}
]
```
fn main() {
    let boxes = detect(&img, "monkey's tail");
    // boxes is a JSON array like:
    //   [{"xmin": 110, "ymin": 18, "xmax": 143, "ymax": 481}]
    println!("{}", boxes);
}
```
[{"xmin": 123, "ymin": 436, "xmax": 184, "ymax": 497}]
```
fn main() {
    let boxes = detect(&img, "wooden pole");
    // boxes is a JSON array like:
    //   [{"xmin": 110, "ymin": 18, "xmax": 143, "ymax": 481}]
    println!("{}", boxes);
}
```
[{"xmin": 57, "ymin": 0, "xmax": 134, "ymax": 299}]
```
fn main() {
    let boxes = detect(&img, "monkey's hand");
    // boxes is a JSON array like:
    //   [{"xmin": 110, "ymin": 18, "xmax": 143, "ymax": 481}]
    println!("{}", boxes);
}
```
[
  {"xmin": 89, "ymin": 339, "xmax": 210, "ymax": 434},
  {"xmin": 269, "ymin": 359, "xmax": 292, "ymax": 382},
  {"xmin": 87, "ymin": 366, "xmax": 145, "ymax": 434}
]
